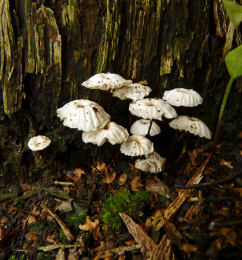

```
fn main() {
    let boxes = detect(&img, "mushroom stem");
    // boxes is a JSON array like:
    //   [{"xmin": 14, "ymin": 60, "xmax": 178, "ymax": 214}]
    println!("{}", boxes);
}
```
[
  {"xmin": 213, "ymin": 77, "xmax": 234, "ymax": 144},
  {"xmin": 147, "ymin": 119, "xmax": 153, "ymax": 136},
  {"xmin": 105, "ymin": 89, "xmax": 111, "ymax": 113}
]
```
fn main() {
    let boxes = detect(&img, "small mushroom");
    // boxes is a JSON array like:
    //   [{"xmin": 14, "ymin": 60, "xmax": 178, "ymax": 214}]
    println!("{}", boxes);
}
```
[
  {"xmin": 120, "ymin": 135, "xmax": 154, "ymax": 156},
  {"xmin": 82, "ymin": 122, "xmax": 129, "ymax": 146},
  {"xmin": 130, "ymin": 119, "xmax": 161, "ymax": 136},
  {"xmin": 111, "ymin": 83, "xmax": 152, "ymax": 101},
  {"xmin": 169, "ymin": 115, "xmax": 212, "ymax": 139},
  {"xmin": 28, "ymin": 135, "xmax": 51, "ymax": 151},
  {"xmin": 129, "ymin": 98, "xmax": 177, "ymax": 120},
  {"xmin": 57, "ymin": 99, "xmax": 110, "ymax": 132},
  {"xmin": 162, "ymin": 88, "xmax": 203, "ymax": 107},
  {"xmin": 81, "ymin": 73, "xmax": 132, "ymax": 91},
  {"xmin": 135, "ymin": 152, "xmax": 166, "ymax": 173}
]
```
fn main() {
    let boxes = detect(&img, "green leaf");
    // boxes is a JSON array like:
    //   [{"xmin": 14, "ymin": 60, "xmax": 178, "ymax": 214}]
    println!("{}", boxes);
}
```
[
  {"xmin": 225, "ymin": 44, "xmax": 242, "ymax": 79},
  {"xmin": 222, "ymin": 0, "xmax": 242, "ymax": 27}
]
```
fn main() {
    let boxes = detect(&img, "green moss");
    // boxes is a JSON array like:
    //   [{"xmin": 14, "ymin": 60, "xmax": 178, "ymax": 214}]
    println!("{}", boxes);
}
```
[
  {"xmin": 36, "ymin": 253, "xmax": 54, "ymax": 260},
  {"xmin": 28, "ymin": 220, "xmax": 58, "ymax": 235},
  {"xmin": 64, "ymin": 210, "xmax": 88, "ymax": 233},
  {"xmin": 101, "ymin": 189, "xmax": 151, "ymax": 232}
]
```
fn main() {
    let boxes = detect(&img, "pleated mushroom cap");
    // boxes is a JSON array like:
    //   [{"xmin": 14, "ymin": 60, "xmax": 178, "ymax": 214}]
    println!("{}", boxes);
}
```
[
  {"xmin": 135, "ymin": 152, "xmax": 166, "ymax": 173},
  {"xmin": 111, "ymin": 83, "xmax": 152, "ymax": 101},
  {"xmin": 162, "ymin": 88, "xmax": 203, "ymax": 107},
  {"xmin": 82, "ymin": 122, "xmax": 129, "ymax": 146},
  {"xmin": 169, "ymin": 115, "xmax": 212, "ymax": 139},
  {"xmin": 130, "ymin": 119, "xmax": 161, "ymax": 136},
  {"xmin": 57, "ymin": 99, "xmax": 110, "ymax": 132},
  {"xmin": 81, "ymin": 73, "xmax": 132, "ymax": 91},
  {"xmin": 120, "ymin": 135, "xmax": 154, "ymax": 156},
  {"xmin": 129, "ymin": 98, "xmax": 177, "ymax": 120},
  {"xmin": 28, "ymin": 135, "xmax": 51, "ymax": 151}
]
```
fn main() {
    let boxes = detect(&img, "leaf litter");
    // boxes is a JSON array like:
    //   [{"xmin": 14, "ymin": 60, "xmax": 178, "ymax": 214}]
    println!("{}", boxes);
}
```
[{"xmin": 0, "ymin": 136, "xmax": 241, "ymax": 259}]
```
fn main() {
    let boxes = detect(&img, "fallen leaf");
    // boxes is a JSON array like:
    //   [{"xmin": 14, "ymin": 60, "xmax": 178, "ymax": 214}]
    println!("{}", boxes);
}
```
[
  {"xmin": 146, "ymin": 177, "xmax": 170, "ymax": 198},
  {"xmin": 118, "ymin": 173, "xmax": 128, "ymax": 185},
  {"xmin": 102, "ymin": 172, "xmax": 116, "ymax": 184},
  {"xmin": 79, "ymin": 216, "xmax": 99, "ymax": 232},
  {"xmin": 56, "ymin": 200, "xmax": 73, "ymax": 213},
  {"xmin": 119, "ymin": 213, "xmax": 156, "ymax": 257},
  {"xmin": 56, "ymin": 247, "xmax": 65, "ymax": 260},
  {"xmin": 131, "ymin": 176, "xmax": 143, "ymax": 191}
]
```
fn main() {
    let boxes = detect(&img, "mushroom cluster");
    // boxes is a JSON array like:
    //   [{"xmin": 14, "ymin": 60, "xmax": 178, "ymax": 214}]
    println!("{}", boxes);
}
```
[{"xmin": 51, "ymin": 72, "xmax": 212, "ymax": 175}]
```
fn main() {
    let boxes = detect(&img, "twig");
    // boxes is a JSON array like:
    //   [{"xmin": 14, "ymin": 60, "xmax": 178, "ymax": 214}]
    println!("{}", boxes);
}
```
[
  {"xmin": 43, "ymin": 206, "xmax": 74, "ymax": 241},
  {"xmin": 174, "ymin": 171, "xmax": 241, "ymax": 189}
]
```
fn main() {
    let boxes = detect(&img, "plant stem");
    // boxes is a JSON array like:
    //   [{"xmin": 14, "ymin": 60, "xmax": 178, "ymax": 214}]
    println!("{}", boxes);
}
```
[{"xmin": 213, "ymin": 77, "xmax": 234, "ymax": 144}]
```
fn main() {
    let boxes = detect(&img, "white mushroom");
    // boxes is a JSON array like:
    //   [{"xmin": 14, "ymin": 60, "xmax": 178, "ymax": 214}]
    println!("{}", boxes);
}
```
[
  {"xmin": 162, "ymin": 88, "xmax": 203, "ymax": 107},
  {"xmin": 135, "ymin": 152, "xmax": 166, "ymax": 173},
  {"xmin": 111, "ymin": 83, "xmax": 152, "ymax": 101},
  {"xmin": 120, "ymin": 135, "xmax": 154, "ymax": 156},
  {"xmin": 169, "ymin": 115, "xmax": 212, "ymax": 139},
  {"xmin": 130, "ymin": 119, "xmax": 161, "ymax": 136},
  {"xmin": 81, "ymin": 73, "xmax": 132, "ymax": 91},
  {"xmin": 28, "ymin": 135, "xmax": 51, "ymax": 151},
  {"xmin": 82, "ymin": 122, "xmax": 129, "ymax": 146},
  {"xmin": 57, "ymin": 99, "xmax": 110, "ymax": 132},
  {"xmin": 129, "ymin": 98, "xmax": 177, "ymax": 120}
]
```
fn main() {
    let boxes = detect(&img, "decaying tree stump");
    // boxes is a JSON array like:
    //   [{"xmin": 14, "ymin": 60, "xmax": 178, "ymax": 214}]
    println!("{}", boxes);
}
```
[{"xmin": 0, "ymin": 0, "xmax": 241, "ymax": 184}]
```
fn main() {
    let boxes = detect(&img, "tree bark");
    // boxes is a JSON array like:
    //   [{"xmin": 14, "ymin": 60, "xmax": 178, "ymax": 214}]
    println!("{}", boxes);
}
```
[{"xmin": 0, "ymin": 0, "xmax": 241, "ymax": 184}]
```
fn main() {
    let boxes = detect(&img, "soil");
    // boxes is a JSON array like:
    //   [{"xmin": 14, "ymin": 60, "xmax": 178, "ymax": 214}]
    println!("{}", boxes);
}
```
[{"xmin": 0, "ymin": 131, "xmax": 241, "ymax": 260}]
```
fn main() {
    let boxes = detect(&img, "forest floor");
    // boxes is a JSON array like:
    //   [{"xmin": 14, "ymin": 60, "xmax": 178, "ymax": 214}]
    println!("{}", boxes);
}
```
[{"xmin": 0, "ymin": 131, "xmax": 241, "ymax": 260}]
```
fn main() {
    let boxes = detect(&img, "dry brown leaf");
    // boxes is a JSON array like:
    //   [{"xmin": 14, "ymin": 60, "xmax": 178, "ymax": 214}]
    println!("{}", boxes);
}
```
[
  {"xmin": 129, "ymin": 163, "xmax": 140, "ymax": 175},
  {"xmin": 67, "ymin": 168, "xmax": 85, "ymax": 182},
  {"xmin": 56, "ymin": 200, "xmax": 73, "ymax": 213},
  {"xmin": 118, "ymin": 173, "xmax": 128, "ymax": 185},
  {"xmin": 220, "ymin": 159, "xmax": 233, "ymax": 169},
  {"xmin": 20, "ymin": 183, "xmax": 32, "ymax": 191},
  {"xmin": 27, "ymin": 215, "xmax": 37, "ymax": 226},
  {"xmin": 119, "ymin": 213, "xmax": 156, "ymax": 257},
  {"xmin": 102, "ymin": 172, "xmax": 116, "ymax": 184},
  {"xmin": 79, "ymin": 216, "xmax": 99, "ymax": 232},
  {"xmin": 131, "ymin": 176, "xmax": 143, "ymax": 191},
  {"xmin": 179, "ymin": 244, "xmax": 198, "ymax": 257},
  {"xmin": 146, "ymin": 177, "xmax": 170, "ymax": 198}
]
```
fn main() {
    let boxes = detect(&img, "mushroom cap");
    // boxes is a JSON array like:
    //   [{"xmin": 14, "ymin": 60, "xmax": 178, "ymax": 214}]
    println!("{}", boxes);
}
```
[
  {"xmin": 130, "ymin": 119, "xmax": 161, "ymax": 136},
  {"xmin": 135, "ymin": 152, "xmax": 166, "ymax": 173},
  {"xmin": 82, "ymin": 122, "xmax": 129, "ymax": 146},
  {"xmin": 57, "ymin": 99, "xmax": 110, "ymax": 132},
  {"xmin": 81, "ymin": 73, "xmax": 132, "ymax": 90},
  {"xmin": 120, "ymin": 135, "xmax": 154, "ymax": 156},
  {"xmin": 162, "ymin": 88, "xmax": 203, "ymax": 107},
  {"xmin": 111, "ymin": 83, "xmax": 152, "ymax": 101},
  {"xmin": 169, "ymin": 115, "xmax": 212, "ymax": 139},
  {"xmin": 129, "ymin": 98, "xmax": 177, "ymax": 120},
  {"xmin": 28, "ymin": 135, "xmax": 51, "ymax": 151}
]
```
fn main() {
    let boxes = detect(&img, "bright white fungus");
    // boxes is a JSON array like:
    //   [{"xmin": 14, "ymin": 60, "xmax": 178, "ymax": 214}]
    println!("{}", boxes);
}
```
[
  {"xmin": 111, "ymin": 83, "xmax": 152, "ymax": 101},
  {"xmin": 129, "ymin": 98, "xmax": 177, "ymax": 120},
  {"xmin": 130, "ymin": 119, "xmax": 161, "ymax": 136},
  {"xmin": 120, "ymin": 135, "xmax": 154, "ymax": 156},
  {"xmin": 82, "ymin": 122, "xmax": 129, "ymax": 146},
  {"xmin": 81, "ymin": 73, "xmax": 132, "ymax": 90},
  {"xmin": 57, "ymin": 99, "xmax": 110, "ymax": 132},
  {"xmin": 135, "ymin": 152, "xmax": 166, "ymax": 173},
  {"xmin": 28, "ymin": 135, "xmax": 51, "ymax": 151},
  {"xmin": 162, "ymin": 88, "xmax": 203, "ymax": 107},
  {"xmin": 169, "ymin": 115, "xmax": 212, "ymax": 139}
]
